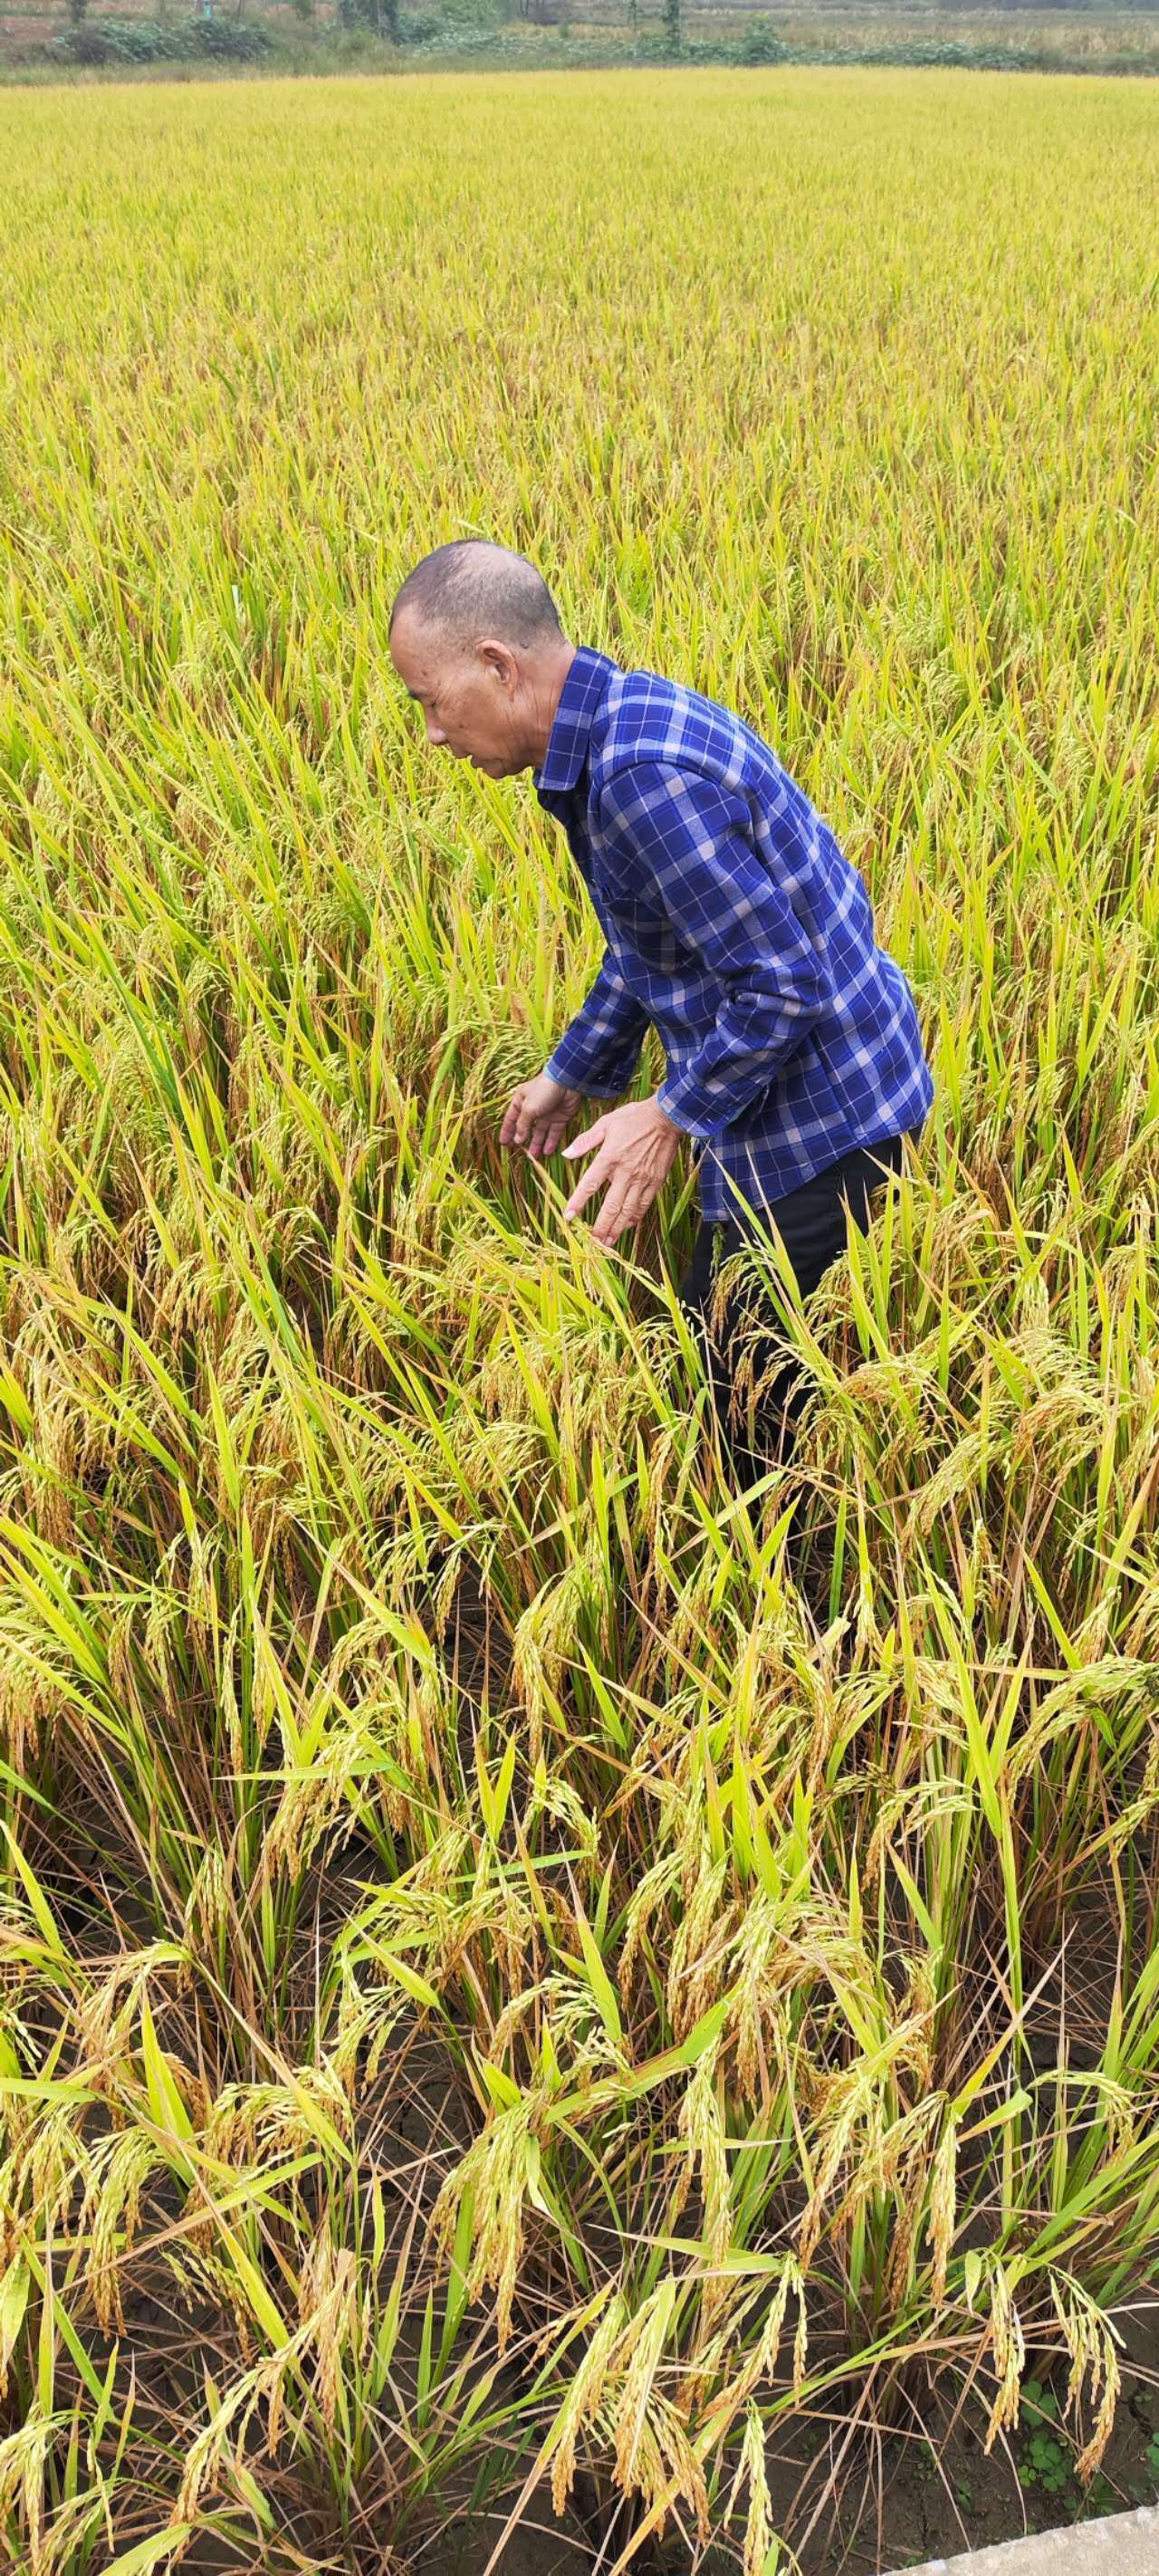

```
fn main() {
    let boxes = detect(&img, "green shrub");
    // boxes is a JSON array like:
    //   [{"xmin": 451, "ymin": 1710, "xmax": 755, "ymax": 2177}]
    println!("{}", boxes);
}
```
[
  {"xmin": 53, "ymin": 14, "xmax": 274, "ymax": 61},
  {"xmin": 740, "ymin": 12, "xmax": 786, "ymax": 62}
]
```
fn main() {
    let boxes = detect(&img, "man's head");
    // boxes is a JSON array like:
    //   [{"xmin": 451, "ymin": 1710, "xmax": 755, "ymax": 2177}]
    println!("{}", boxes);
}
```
[{"xmin": 388, "ymin": 539, "xmax": 574, "ymax": 779}]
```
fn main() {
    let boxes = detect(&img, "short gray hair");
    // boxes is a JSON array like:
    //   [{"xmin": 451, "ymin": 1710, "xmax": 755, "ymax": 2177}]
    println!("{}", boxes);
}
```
[{"xmin": 388, "ymin": 539, "xmax": 563, "ymax": 652}]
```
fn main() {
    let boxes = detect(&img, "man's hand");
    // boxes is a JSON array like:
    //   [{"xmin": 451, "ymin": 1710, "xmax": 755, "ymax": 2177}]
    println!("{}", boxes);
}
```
[
  {"xmin": 560, "ymin": 1096, "xmax": 681, "ymax": 1249},
  {"xmin": 500, "ymin": 1071, "xmax": 586, "ymax": 1160}
]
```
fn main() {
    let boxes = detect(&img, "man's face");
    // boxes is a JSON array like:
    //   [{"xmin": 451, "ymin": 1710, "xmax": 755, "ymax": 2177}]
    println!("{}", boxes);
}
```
[{"xmin": 389, "ymin": 610, "xmax": 526, "ymax": 779}]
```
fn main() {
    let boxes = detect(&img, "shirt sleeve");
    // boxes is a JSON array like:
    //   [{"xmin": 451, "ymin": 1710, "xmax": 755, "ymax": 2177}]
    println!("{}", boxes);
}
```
[
  {"xmin": 542, "ymin": 946, "xmax": 650, "ymax": 1098},
  {"xmin": 595, "ymin": 761, "xmax": 834, "ymax": 1138}
]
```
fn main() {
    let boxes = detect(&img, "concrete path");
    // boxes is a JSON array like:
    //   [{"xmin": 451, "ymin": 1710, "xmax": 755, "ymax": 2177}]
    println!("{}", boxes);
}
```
[{"xmin": 893, "ymin": 2501, "xmax": 1159, "ymax": 2573}]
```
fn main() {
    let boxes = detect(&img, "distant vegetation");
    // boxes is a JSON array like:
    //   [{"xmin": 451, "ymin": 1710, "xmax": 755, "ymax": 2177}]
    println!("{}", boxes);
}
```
[{"xmin": 5, "ymin": 0, "xmax": 1159, "ymax": 79}]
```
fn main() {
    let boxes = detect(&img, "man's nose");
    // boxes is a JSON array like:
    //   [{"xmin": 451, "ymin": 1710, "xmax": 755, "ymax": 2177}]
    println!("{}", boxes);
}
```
[{"xmin": 426, "ymin": 720, "xmax": 448, "ymax": 748}]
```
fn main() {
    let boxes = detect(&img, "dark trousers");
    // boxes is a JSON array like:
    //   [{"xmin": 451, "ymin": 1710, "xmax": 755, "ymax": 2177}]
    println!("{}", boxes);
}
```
[{"xmin": 675, "ymin": 1125, "xmax": 924, "ymax": 1490}]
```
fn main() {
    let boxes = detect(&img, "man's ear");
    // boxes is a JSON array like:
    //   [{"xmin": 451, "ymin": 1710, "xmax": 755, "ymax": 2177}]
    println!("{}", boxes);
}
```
[{"xmin": 478, "ymin": 637, "xmax": 519, "ymax": 690}]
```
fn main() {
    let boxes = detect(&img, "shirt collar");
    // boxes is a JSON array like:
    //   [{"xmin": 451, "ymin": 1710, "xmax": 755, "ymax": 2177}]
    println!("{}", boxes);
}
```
[{"xmin": 532, "ymin": 645, "xmax": 617, "ymax": 798}]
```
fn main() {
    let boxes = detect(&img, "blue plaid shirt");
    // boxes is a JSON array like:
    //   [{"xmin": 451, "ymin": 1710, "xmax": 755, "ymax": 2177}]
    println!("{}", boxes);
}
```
[{"xmin": 534, "ymin": 646, "xmax": 934, "ymax": 1225}]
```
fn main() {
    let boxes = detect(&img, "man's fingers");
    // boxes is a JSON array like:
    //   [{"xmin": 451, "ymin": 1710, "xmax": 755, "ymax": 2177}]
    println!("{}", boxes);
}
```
[
  {"xmin": 505, "ymin": 1108, "xmax": 577, "ymax": 1162},
  {"xmin": 590, "ymin": 1180, "xmax": 652, "ymax": 1247},
  {"xmin": 500, "ymin": 1092, "xmax": 533, "ymax": 1148},
  {"xmin": 561, "ymin": 1117, "xmax": 606, "ymax": 1161},
  {"xmin": 562, "ymin": 1149, "xmax": 611, "ymax": 1221}
]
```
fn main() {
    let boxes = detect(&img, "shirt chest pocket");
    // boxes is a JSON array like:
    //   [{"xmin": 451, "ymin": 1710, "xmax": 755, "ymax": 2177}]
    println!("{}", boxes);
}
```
[{"xmin": 590, "ymin": 866, "xmax": 688, "ymax": 982}]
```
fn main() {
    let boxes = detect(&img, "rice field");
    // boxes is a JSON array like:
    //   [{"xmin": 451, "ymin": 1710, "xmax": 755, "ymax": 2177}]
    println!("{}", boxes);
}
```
[{"xmin": 1, "ymin": 60, "xmax": 1158, "ymax": 2576}]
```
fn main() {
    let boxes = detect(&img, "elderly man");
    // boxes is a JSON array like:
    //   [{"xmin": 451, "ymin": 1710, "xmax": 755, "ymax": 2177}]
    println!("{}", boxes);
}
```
[{"xmin": 389, "ymin": 538, "xmax": 934, "ymax": 1487}]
